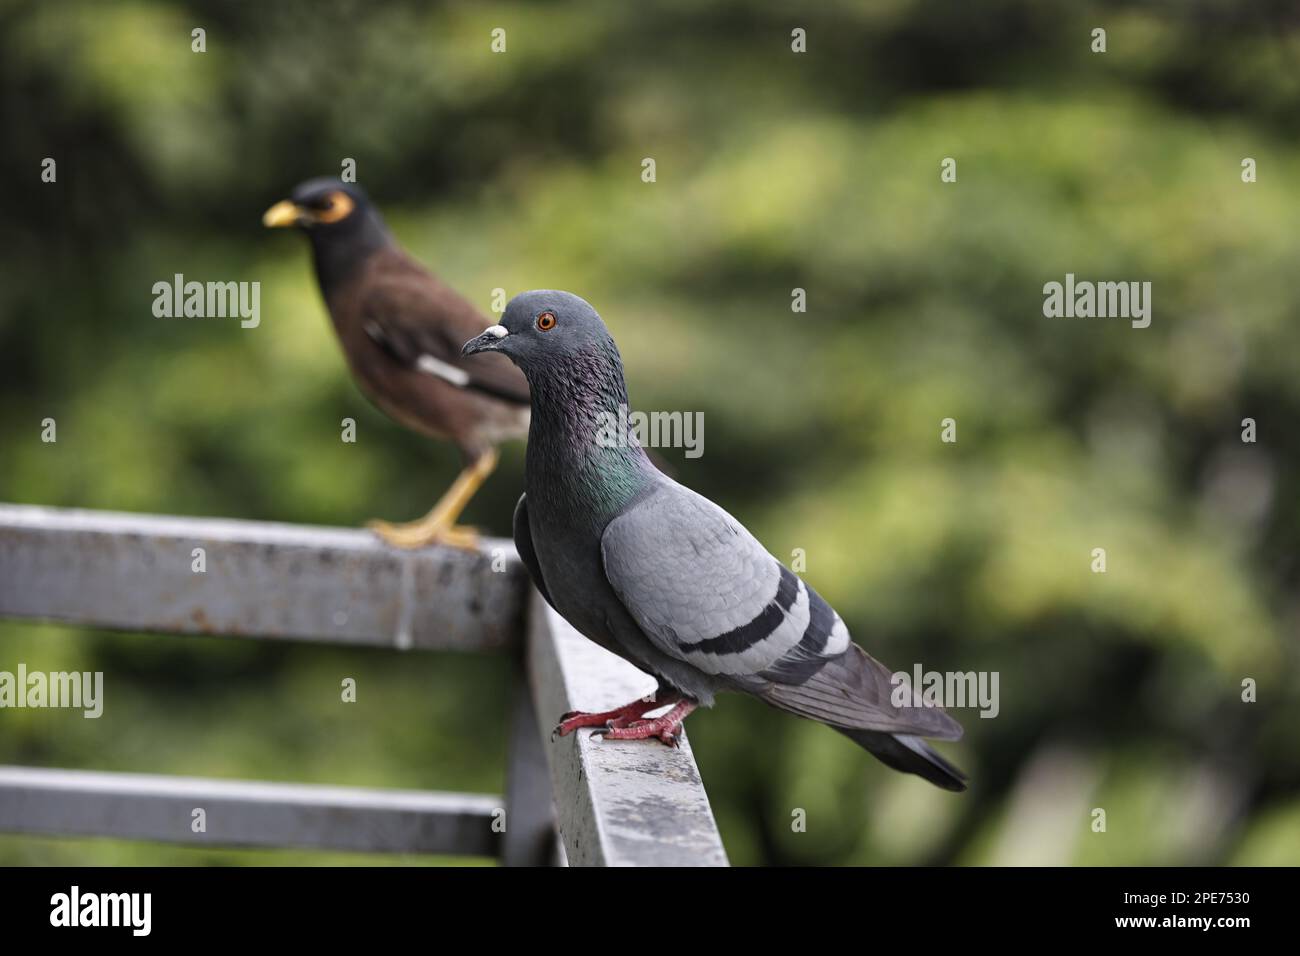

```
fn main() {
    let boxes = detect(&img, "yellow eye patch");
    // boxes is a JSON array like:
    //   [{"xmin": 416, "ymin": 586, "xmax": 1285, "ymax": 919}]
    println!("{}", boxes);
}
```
[{"xmin": 315, "ymin": 191, "xmax": 355, "ymax": 223}]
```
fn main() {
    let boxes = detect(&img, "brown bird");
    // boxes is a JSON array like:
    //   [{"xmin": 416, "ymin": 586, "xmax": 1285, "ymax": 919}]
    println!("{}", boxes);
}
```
[{"xmin": 263, "ymin": 178, "xmax": 529, "ymax": 549}]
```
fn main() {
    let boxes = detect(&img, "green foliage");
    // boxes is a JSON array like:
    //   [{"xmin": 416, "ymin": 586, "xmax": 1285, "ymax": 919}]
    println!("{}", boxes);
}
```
[{"xmin": 1, "ymin": 0, "xmax": 1297, "ymax": 865}]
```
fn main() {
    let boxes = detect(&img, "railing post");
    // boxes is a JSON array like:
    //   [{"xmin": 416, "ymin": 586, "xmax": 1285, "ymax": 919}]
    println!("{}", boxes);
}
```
[
  {"xmin": 525, "ymin": 592, "xmax": 729, "ymax": 866},
  {"xmin": 501, "ymin": 674, "xmax": 558, "ymax": 866}
]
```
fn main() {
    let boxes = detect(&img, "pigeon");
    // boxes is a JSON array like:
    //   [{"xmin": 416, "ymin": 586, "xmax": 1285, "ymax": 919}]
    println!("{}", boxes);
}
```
[
  {"xmin": 264, "ymin": 178, "xmax": 529, "ymax": 549},
  {"xmin": 463, "ymin": 290, "xmax": 967, "ymax": 790}
]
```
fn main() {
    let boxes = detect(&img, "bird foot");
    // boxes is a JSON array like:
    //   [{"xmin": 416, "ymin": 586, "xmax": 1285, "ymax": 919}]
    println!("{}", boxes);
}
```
[
  {"xmin": 553, "ymin": 697, "xmax": 697, "ymax": 748},
  {"xmin": 367, "ymin": 517, "xmax": 479, "ymax": 551},
  {"xmin": 552, "ymin": 693, "xmax": 680, "ymax": 739},
  {"xmin": 595, "ymin": 700, "xmax": 698, "ymax": 748}
]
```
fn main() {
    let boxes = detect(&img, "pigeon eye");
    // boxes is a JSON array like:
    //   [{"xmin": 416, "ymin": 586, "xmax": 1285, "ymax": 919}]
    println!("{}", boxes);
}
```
[{"xmin": 536, "ymin": 311, "xmax": 557, "ymax": 331}]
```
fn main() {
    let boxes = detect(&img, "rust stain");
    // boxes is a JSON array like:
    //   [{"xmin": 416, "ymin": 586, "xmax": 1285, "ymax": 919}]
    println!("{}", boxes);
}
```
[{"xmin": 185, "ymin": 607, "xmax": 223, "ymax": 634}]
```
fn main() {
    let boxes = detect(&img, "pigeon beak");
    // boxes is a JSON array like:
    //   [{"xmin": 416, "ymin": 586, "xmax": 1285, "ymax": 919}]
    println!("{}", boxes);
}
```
[
  {"xmin": 462, "ymin": 325, "xmax": 509, "ymax": 357},
  {"xmin": 262, "ymin": 200, "xmax": 303, "ymax": 228}
]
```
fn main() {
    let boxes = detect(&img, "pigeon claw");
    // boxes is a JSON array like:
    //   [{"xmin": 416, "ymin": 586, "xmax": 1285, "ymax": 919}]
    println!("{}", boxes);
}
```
[
  {"xmin": 551, "ymin": 693, "xmax": 682, "ymax": 739},
  {"xmin": 592, "ymin": 700, "xmax": 697, "ymax": 747}
]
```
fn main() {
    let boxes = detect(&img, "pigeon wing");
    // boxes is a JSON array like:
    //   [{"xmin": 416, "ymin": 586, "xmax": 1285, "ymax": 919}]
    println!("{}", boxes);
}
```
[
  {"xmin": 512, "ymin": 494, "xmax": 555, "ymax": 610},
  {"xmin": 600, "ymin": 483, "xmax": 962, "ymax": 739}
]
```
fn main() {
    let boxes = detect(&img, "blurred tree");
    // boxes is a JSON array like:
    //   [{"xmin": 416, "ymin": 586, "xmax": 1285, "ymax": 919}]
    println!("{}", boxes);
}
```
[{"xmin": 1, "ymin": 0, "xmax": 1297, "ymax": 865}]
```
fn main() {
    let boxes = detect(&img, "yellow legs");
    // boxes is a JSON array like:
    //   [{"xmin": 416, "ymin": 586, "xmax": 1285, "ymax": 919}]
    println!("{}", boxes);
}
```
[{"xmin": 368, "ymin": 449, "xmax": 498, "ymax": 550}]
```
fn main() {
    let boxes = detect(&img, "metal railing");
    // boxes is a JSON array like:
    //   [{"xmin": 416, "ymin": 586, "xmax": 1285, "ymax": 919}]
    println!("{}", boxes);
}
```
[{"xmin": 0, "ymin": 504, "xmax": 728, "ymax": 866}]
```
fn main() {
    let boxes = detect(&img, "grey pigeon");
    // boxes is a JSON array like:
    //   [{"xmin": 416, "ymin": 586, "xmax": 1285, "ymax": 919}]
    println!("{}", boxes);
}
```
[{"xmin": 463, "ymin": 291, "xmax": 966, "ymax": 790}]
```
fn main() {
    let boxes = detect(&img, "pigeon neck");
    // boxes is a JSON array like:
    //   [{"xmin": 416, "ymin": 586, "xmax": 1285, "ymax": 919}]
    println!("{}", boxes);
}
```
[
  {"xmin": 526, "ymin": 344, "xmax": 656, "ymax": 521},
  {"xmin": 308, "ymin": 209, "xmax": 391, "ymax": 297}
]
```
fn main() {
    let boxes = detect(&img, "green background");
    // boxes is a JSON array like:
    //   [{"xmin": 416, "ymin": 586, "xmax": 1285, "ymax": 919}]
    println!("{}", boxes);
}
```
[{"xmin": 1, "ymin": 0, "xmax": 1298, "ymax": 865}]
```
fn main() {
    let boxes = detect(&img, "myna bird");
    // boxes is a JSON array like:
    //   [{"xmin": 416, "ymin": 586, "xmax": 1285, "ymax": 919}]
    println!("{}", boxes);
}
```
[
  {"xmin": 263, "ymin": 178, "xmax": 529, "ymax": 549},
  {"xmin": 463, "ymin": 291, "xmax": 966, "ymax": 789}
]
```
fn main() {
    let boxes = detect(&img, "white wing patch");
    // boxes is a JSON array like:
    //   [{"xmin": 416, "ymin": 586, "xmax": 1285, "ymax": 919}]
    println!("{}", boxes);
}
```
[
  {"xmin": 416, "ymin": 353, "xmax": 471, "ymax": 387},
  {"xmin": 825, "ymin": 616, "xmax": 850, "ymax": 656}
]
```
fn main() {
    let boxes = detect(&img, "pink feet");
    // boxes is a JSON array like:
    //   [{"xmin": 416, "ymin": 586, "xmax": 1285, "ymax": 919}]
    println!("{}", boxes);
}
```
[
  {"xmin": 553, "ymin": 693, "xmax": 698, "ymax": 747},
  {"xmin": 600, "ymin": 699, "xmax": 697, "ymax": 747}
]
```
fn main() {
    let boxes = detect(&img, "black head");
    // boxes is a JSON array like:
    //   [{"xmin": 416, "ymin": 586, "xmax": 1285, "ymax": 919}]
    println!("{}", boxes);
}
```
[
  {"xmin": 461, "ymin": 290, "xmax": 618, "ymax": 375},
  {"xmin": 264, "ymin": 178, "xmax": 390, "ymax": 293},
  {"xmin": 262, "ymin": 178, "xmax": 375, "ymax": 233}
]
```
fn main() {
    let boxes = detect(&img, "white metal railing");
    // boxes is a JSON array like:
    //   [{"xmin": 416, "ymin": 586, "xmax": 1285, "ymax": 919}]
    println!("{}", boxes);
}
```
[{"xmin": 0, "ymin": 504, "xmax": 728, "ymax": 867}]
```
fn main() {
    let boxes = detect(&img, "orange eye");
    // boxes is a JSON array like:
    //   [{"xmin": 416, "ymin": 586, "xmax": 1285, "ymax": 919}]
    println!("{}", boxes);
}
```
[{"xmin": 536, "ymin": 311, "xmax": 557, "ymax": 331}]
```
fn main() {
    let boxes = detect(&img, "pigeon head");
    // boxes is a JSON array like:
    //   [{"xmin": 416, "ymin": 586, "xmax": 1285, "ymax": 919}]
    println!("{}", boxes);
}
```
[
  {"xmin": 462, "ymin": 290, "xmax": 618, "ymax": 376},
  {"xmin": 469, "ymin": 291, "xmax": 653, "ymax": 508}
]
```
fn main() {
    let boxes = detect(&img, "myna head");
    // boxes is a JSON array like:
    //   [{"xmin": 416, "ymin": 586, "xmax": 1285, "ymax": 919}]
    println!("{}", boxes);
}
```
[
  {"xmin": 264, "ymin": 178, "xmax": 391, "ymax": 292},
  {"xmin": 462, "ymin": 290, "xmax": 617, "ymax": 377},
  {"xmin": 262, "ymin": 178, "xmax": 372, "ymax": 233}
]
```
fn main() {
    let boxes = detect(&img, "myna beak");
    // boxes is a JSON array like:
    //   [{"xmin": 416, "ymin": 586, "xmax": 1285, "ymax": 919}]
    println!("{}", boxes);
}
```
[
  {"xmin": 262, "ymin": 200, "xmax": 303, "ymax": 228},
  {"xmin": 462, "ymin": 325, "xmax": 509, "ymax": 357}
]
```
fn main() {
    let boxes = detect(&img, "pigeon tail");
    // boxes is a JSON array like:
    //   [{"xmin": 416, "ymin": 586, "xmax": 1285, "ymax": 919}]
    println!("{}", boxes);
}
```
[
  {"xmin": 754, "ymin": 641, "xmax": 968, "ymax": 790},
  {"xmin": 838, "ymin": 728, "xmax": 968, "ymax": 792},
  {"xmin": 757, "ymin": 642, "xmax": 964, "ymax": 740}
]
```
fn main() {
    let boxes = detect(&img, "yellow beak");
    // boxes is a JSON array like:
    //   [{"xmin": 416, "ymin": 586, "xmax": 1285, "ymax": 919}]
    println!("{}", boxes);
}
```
[{"xmin": 262, "ymin": 200, "xmax": 302, "ymax": 228}]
